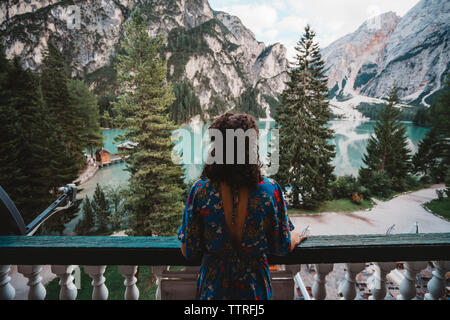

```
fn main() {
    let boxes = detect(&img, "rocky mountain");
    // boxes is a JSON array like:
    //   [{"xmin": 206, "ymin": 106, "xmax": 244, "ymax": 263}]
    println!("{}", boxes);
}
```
[
  {"xmin": 0, "ymin": 0, "xmax": 288, "ymax": 120},
  {"xmin": 323, "ymin": 0, "xmax": 450, "ymax": 106}
]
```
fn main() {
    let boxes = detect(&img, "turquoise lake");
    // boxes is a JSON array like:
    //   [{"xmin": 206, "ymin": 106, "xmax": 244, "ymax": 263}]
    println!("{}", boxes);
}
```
[{"xmin": 63, "ymin": 120, "xmax": 429, "ymax": 234}]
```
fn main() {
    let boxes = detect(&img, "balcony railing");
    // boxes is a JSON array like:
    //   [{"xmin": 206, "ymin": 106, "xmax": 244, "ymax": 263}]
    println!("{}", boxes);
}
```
[{"xmin": 1, "ymin": 233, "xmax": 449, "ymax": 300}]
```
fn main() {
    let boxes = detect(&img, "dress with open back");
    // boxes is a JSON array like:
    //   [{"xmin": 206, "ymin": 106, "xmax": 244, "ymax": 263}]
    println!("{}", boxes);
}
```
[{"xmin": 177, "ymin": 177, "xmax": 294, "ymax": 300}]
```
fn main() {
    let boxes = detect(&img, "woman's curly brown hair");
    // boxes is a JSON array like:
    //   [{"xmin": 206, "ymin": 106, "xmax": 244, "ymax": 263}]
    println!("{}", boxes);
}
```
[{"xmin": 201, "ymin": 113, "xmax": 263, "ymax": 189}]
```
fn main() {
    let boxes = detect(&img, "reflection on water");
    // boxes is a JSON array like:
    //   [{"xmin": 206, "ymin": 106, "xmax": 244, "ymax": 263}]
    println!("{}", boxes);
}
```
[
  {"xmin": 329, "ymin": 120, "xmax": 429, "ymax": 177},
  {"xmin": 102, "ymin": 128, "xmax": 124, "ymax": 154},
  {"xmin": 63, "ymin": 121, "xmax": 429, "ymax": 234}
]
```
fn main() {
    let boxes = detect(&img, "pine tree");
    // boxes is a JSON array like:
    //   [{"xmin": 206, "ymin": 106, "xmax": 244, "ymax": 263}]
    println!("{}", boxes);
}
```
[
  {"xmin": 413, "ymin": 76, "xmax": 450, "ymax": 182},
  {"xmin": 359, "ymin": 85, "xmax": 411, "ymax": 191},
  {"xmin": 68, "ymin": 79, "xmax": 104, "ymax": 158},
  {"xmin": 0, "ymin": 54, "xmax": 57, "ymax": 223},
  {"xmin": 114, "ymin": 9, "xmax": 185, "ymax": 236},
  {"xmin": 428, "ymin": 75, "xmax": 450, "ymax": 138},
  {"xmin": 35, "ymin": 43, "xmax": 88, "ymax": 234},
  {"xmin": 75, "ymin": 197, "xmax": 96, "ymax": 235},
  {"xmin": 41, "ymin": 42, "xmax": 83, "ymax": 188},
  {"xmin": 412, "ymin": 130, "xmax": 441, "ymax": 177},
  {"xmin": 0, "ymin": 47, "xmax": 22, "ymax": 207},
  {"xmin": 105, "ymin": 185, "xmax": 127, "ymax": 231},
  {"xmin": 274, "ymin": 25, "xmax": 335, "ymax": 209},
  {"xmin": 10, "ymin": 58, "xmax": 57, "ymax": 222},
  {"xmin": 91, "ymin": 183, "xmax": 110, "ymax": 233}
]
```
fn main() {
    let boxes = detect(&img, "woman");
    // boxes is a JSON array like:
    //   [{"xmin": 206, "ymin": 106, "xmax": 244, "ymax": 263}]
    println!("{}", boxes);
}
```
[{"xmin": 177, "ymin": 113, "xmax": 307, "ymax": 300}]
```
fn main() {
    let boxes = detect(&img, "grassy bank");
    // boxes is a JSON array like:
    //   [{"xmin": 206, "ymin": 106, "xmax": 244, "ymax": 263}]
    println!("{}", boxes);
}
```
[
  {"xmin": 289, "ymin": 198, "xmax": 374, "ymax": 216},
  {"xmin": 424, "ymin": 198, "xmax": 450, "ymax": 221}
]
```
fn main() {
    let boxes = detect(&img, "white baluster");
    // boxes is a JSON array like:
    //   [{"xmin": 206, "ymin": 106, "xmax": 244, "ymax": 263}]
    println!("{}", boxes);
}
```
[
  {"xmin": 152, "ymin": 266, "xmax": 167, "ymax": 300},
  {"xmin": 17, "ymin": 265, "xmax": 46, "ymax": 300},
  {"xmin": 311, "ymin": 264, "xmax": 333, "ymax": 300},
  {"xmin": 397, "ymin": 261, "xmax": 427, "ymax": 300},
  {"xmin": 425, "ymin": 261, "xmax": 450, "ymax": 300},
  {"xmin": 51, "ymin": 265, "xmax": 78, "ymax": 300},
  {"xmin": 84, "ymin": 266, "xmax": 108, "ymax": 300},
  {"xmin": 118, "ymin": 266, "xmax": 139, "ymax": 300},
  {"xmin": 339, "ymin": 263, "xmax": 366, "ymax": 300},
  {"xmin": 369, "ymin": 262, "xmax": 397, "ymax": 300},
  {"xmin": 0, "ymin": 265, "xmax": 15, "ymax": 300}
]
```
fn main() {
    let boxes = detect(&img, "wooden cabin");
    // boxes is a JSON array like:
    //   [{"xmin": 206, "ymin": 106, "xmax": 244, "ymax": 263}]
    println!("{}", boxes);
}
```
[{"xmin": 95, "ymin": 148, "xmax": 111, "ymax": 166}]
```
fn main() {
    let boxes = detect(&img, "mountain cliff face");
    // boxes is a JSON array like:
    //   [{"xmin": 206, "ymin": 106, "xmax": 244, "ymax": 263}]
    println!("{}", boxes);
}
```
[
  {"xmin": 0, "ymin": 0, "xmax": 288, "ymax": 119},
  {"xmin": 2, "ymin": 0, "xmax": 446, "ymax": 118},
  {"xmin": 323, "ymin": 0, "xmax": 450, "ymax": 106},
  {"xmin": 322, "ymin": 12, "xmax": 400, "ymax": 100}
]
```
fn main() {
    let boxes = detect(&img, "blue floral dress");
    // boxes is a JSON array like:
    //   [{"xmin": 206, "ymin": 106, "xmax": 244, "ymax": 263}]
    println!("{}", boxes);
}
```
[{"xmin": 177, "ymin": 177, "xmax": 295, "ymax": 300}]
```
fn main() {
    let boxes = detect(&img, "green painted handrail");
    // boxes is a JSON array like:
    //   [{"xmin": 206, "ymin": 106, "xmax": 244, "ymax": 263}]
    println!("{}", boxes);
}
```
[{"xmin": 0, "ymin": 233, "xmax": 449, "ymax": 266}]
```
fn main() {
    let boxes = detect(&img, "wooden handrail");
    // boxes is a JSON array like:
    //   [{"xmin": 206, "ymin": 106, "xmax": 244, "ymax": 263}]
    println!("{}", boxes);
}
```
[{"xmin": 0, "ymin": 233, "xmax": 449, "ymax": 266}]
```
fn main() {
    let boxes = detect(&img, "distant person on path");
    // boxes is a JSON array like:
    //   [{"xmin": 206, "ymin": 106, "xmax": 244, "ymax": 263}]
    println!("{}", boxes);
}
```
[{"xmin": 178, "ymin": 113, "xmax": 306, "ymax": 300}]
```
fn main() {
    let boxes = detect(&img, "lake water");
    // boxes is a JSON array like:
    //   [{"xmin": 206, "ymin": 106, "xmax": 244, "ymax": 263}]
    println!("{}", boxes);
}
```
[
  {"xmin": 63, "ymin": 120, "xmax": 429, "ymax": 234},
  {"xmin": 329, "ymin": 120, "xmax": 428, "ymax": 177}
]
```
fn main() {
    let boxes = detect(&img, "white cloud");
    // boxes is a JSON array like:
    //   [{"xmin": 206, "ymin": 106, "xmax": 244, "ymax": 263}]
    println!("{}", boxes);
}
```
[
  {"xmin": 216, "ymin": 4, "xmax": 278, "ymax": 39},
  {"xmin": 265, "ymin": 29, "xmax": 279, "ymax": 41},
  {"xmin": 277, "ymin": 16, "xmax": 308, "ymax": 35},
  {"xmin": 272, "ymin": 0, "xmax": 287, "ymax": 11}
]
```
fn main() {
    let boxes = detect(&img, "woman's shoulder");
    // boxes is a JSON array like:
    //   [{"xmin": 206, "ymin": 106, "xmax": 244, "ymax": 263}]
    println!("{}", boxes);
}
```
[
  {"xmin": 190, "ymin": 177, "xmax": 215, "ymax": 194},
  {"xmin": 255, "ymin": 177, "xmax": 282, "ymax": 193},
  {"xmin": 191, "ymin": 176, "xmax": 283, "ymax": 193}
]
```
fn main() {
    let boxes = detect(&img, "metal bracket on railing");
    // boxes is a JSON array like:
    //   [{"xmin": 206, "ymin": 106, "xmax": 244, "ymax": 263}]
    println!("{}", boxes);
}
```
[
  {"xmin": 386, "ymin": 224, "xmax": 396, "ymax": 235},
  {"xmin": 301, "ymin": 225, "xmax": 311, "ymax": 237},
  {"xmin": 0, "ymin": 184, "xmax": 77, "ymax": 236}
]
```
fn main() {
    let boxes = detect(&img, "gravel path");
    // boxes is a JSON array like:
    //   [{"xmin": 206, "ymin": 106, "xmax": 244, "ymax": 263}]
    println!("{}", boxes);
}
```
[
  {"xmin": 290, "ymin": 184, "xmax": 449, "ymax": 300},
  {"xmin": 290, "ymin": 184, "xmax": 449, "ymax": 236}
]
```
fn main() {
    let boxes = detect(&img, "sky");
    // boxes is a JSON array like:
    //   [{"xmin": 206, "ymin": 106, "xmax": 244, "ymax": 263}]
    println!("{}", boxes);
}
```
[{"xmin": 209, "ymin": 0, "xmax": 420, "ymax": 60}]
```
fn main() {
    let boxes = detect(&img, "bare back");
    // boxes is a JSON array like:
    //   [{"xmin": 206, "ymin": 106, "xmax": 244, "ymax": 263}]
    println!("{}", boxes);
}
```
[{"xmin": 220, "ymin": 182, "xmax": 249, "ymax": 249}]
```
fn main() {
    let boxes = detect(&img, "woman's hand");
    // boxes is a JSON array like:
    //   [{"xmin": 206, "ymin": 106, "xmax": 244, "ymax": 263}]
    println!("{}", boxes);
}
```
[
  {"xmin": 181, "ymin": 242, "xmax": 186, "ymax": 258},
  {"xmin": 290, "ymin": 232, "xmax": 308, "ymax": 251}
]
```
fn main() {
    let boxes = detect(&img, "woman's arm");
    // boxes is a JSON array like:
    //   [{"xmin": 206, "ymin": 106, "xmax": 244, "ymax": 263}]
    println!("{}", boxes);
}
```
[{"xmin": 289, "ymin": 231, "xmax": 307, "ymax": 251}]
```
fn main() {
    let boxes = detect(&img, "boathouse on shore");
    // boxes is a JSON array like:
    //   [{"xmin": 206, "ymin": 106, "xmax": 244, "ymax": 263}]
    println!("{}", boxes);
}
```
[{"xmin": 95, "ymin": 148, "xmax": 111, "ymax": 166}]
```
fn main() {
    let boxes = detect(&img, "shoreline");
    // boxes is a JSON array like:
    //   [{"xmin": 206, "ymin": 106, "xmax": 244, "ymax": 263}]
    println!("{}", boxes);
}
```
[{"xmin": 73, "ymin": 161, "xmax": 99, "ymax": 188}]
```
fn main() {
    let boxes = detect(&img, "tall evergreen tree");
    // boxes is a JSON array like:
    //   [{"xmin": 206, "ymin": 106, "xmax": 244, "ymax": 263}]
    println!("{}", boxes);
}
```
[
  {"xmin": 413, "ymin": 76, "xmax": 450, "ymax": 182},
  {"xmin": 274, "ymin": 25, "xmax": 335, "ymax": 209},
  {"xmin": 428, "ymin": 75, "xmax": 450, "ymax": 138},
  {"xmin": 8, "ymin": 58, "xmax": 56, "ymax": 223},
  {"xmin": 91, "ymin": 183, "xmax": 111, "ymax": 233},
  {"xmin": 359, "ymin": 85, "xmax": 411, "ymax": 191},
  {"xmin": 105, "ymin": 185, "xmax": 127, "ymax": 231},
  {"xmin": 0, "ymin": 47, "xmax": 22, "ymax": 206},
  {"xmin": 0, "ymin": 54, "xmax": 57, "ymax": 223},
  {"xmin": 41, "ymin": 42, "xmax": 83, "ymax": 188},
  {"xmin": 114, "ymin": 9, "xmax": 185, "ymax": 236},
  {"xmin": 412, "ymin": 129, "xmax": 447, "ymax": 182},
  {"xmin": 75, "ymin": 197, "xmax": 96, "ymax": 235},
  {"xmin": 68, "ymin": 79, "xmax": 104, "ymax": 158}
]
